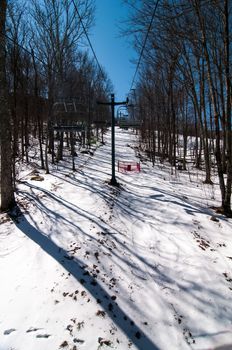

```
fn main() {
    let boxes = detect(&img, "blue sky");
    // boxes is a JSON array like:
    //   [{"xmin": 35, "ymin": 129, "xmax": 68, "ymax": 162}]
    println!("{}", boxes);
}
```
[{"xmin": 90, "ymin": 0, "xmax": 136, "ymax": 101}]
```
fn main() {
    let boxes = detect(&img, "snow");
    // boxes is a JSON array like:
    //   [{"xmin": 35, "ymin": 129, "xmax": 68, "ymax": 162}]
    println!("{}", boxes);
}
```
[{"xmin": 0, "ymin": 127, "xmax": 232, "ymax": 350}]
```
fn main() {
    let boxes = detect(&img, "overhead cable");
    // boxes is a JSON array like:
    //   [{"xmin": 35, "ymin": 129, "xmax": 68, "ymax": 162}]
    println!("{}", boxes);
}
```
[
  {"xmin": 130, "ymin": 0, "xmax": 160, "ymax": 91},
  {"xmin": 71, "ymin": 0, "xmax": 105, "ymax": 79}
]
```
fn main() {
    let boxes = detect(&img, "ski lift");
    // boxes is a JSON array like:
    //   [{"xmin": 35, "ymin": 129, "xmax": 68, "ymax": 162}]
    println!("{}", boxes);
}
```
[{"xmin": 52, "ymin": 100, "xmax": 87, "ymax": 132}]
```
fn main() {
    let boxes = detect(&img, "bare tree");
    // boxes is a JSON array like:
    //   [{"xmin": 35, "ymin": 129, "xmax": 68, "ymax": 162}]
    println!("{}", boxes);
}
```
[
  {"xmin": 0, "ymin": 0, "xmax": 15, "ymax": 211},
  {"xmin": 29, "ymin": 0, "xmax": 95, "ymax": 172},
  {"xmin": 193, "ymin": 0, "xmax": 232, "ymax": 215},
  {"xmin": 124, "ymin": 0, "xmax": 231, "ymax": 215}
]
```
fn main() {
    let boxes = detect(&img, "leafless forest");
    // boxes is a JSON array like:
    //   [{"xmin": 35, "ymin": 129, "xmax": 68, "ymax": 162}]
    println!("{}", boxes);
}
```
[{"xmin": 0, "ymin": 0, "xmax": 231, "ymax": 216}]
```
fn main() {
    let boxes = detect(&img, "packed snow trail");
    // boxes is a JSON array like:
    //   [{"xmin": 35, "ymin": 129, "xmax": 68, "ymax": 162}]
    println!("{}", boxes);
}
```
[{"xmin": 0, "ymin": 127, "xmax": 232, "ymax": 350}]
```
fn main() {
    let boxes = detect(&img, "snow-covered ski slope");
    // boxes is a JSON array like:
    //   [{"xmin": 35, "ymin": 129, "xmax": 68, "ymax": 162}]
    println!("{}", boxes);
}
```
[{"xmin": 0, "ymin": 127, "xmax": 232, "ymax": 350}]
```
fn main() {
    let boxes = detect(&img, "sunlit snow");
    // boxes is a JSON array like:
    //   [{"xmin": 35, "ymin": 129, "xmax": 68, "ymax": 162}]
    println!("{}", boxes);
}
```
[{"xmin": 0, "ymin": 128, "xmax": 232, "ymax": 350}]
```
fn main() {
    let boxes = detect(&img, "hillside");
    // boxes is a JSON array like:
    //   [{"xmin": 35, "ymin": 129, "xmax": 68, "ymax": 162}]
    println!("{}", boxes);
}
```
[{"xmin": 0, "ymin": 127, "xmax": 232, "ymax": 350}]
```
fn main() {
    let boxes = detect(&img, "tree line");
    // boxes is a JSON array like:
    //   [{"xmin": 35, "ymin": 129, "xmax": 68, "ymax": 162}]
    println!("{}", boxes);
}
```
[
  {"xmin": 125, "ymin": 0, "xmax": 231, "ymax": 216},
  {"xmin": 0, "ymin": 0, "xmax": 112, "ymax": 211}
]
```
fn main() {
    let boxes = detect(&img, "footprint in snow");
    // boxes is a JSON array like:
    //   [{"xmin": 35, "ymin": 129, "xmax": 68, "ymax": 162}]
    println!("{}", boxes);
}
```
[
  {"xmin": 36, "ymin": 334, "xmax": 51, "ymax": 338},
  {"xmin": 73, "ymin": 338, "xmax": 85, "ymax": 344},
  {"xmin": 4, "ymin": 328, "xmax": 16, "ymax": 335},
  {"xmin": 131, "ymin": 268, "xmax": 147, "ymax": 280},
  {"xmin": 26, "ymin": 327, "xmax": 42, "ymax": 333}
]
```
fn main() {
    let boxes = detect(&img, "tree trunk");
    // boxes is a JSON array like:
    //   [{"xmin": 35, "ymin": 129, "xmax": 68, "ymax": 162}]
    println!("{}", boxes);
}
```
[
  {"xmin": 195, "ymin": 2, "xmax": 228, "ymax": 212},
  {"xmin": 70, "ymin": 132, "xmax": 76, "ymax": 171},
  {"xmin": 224, "ymin": 0, "xmax": 232, "ymax": 216},
  {"xmin": 0, "ymin": 0, "xmax": 15, "ymax": 211}
]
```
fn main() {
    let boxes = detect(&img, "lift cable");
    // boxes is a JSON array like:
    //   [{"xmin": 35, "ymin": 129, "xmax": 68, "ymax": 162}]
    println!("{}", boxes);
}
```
[
  {"xmin": 71, "ymin": 0, "xmax": 105, "ymax": 80},
  {"xmin": 129, "ymin": 0, "xmax": 160, "ymax": 92},
  {"xmin": 128, "ymin": 0, "xmax": 213, "ymax": 93}
]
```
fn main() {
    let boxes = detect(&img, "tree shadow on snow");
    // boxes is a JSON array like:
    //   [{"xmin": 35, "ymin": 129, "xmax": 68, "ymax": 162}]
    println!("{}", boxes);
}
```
[
  {"xmin": 12, "ymin": 206, "xmax": 159, "ymax": 350},
  {"xmin": 15, "ymin": 162, "xmax": 232, "ymax": 348}
]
